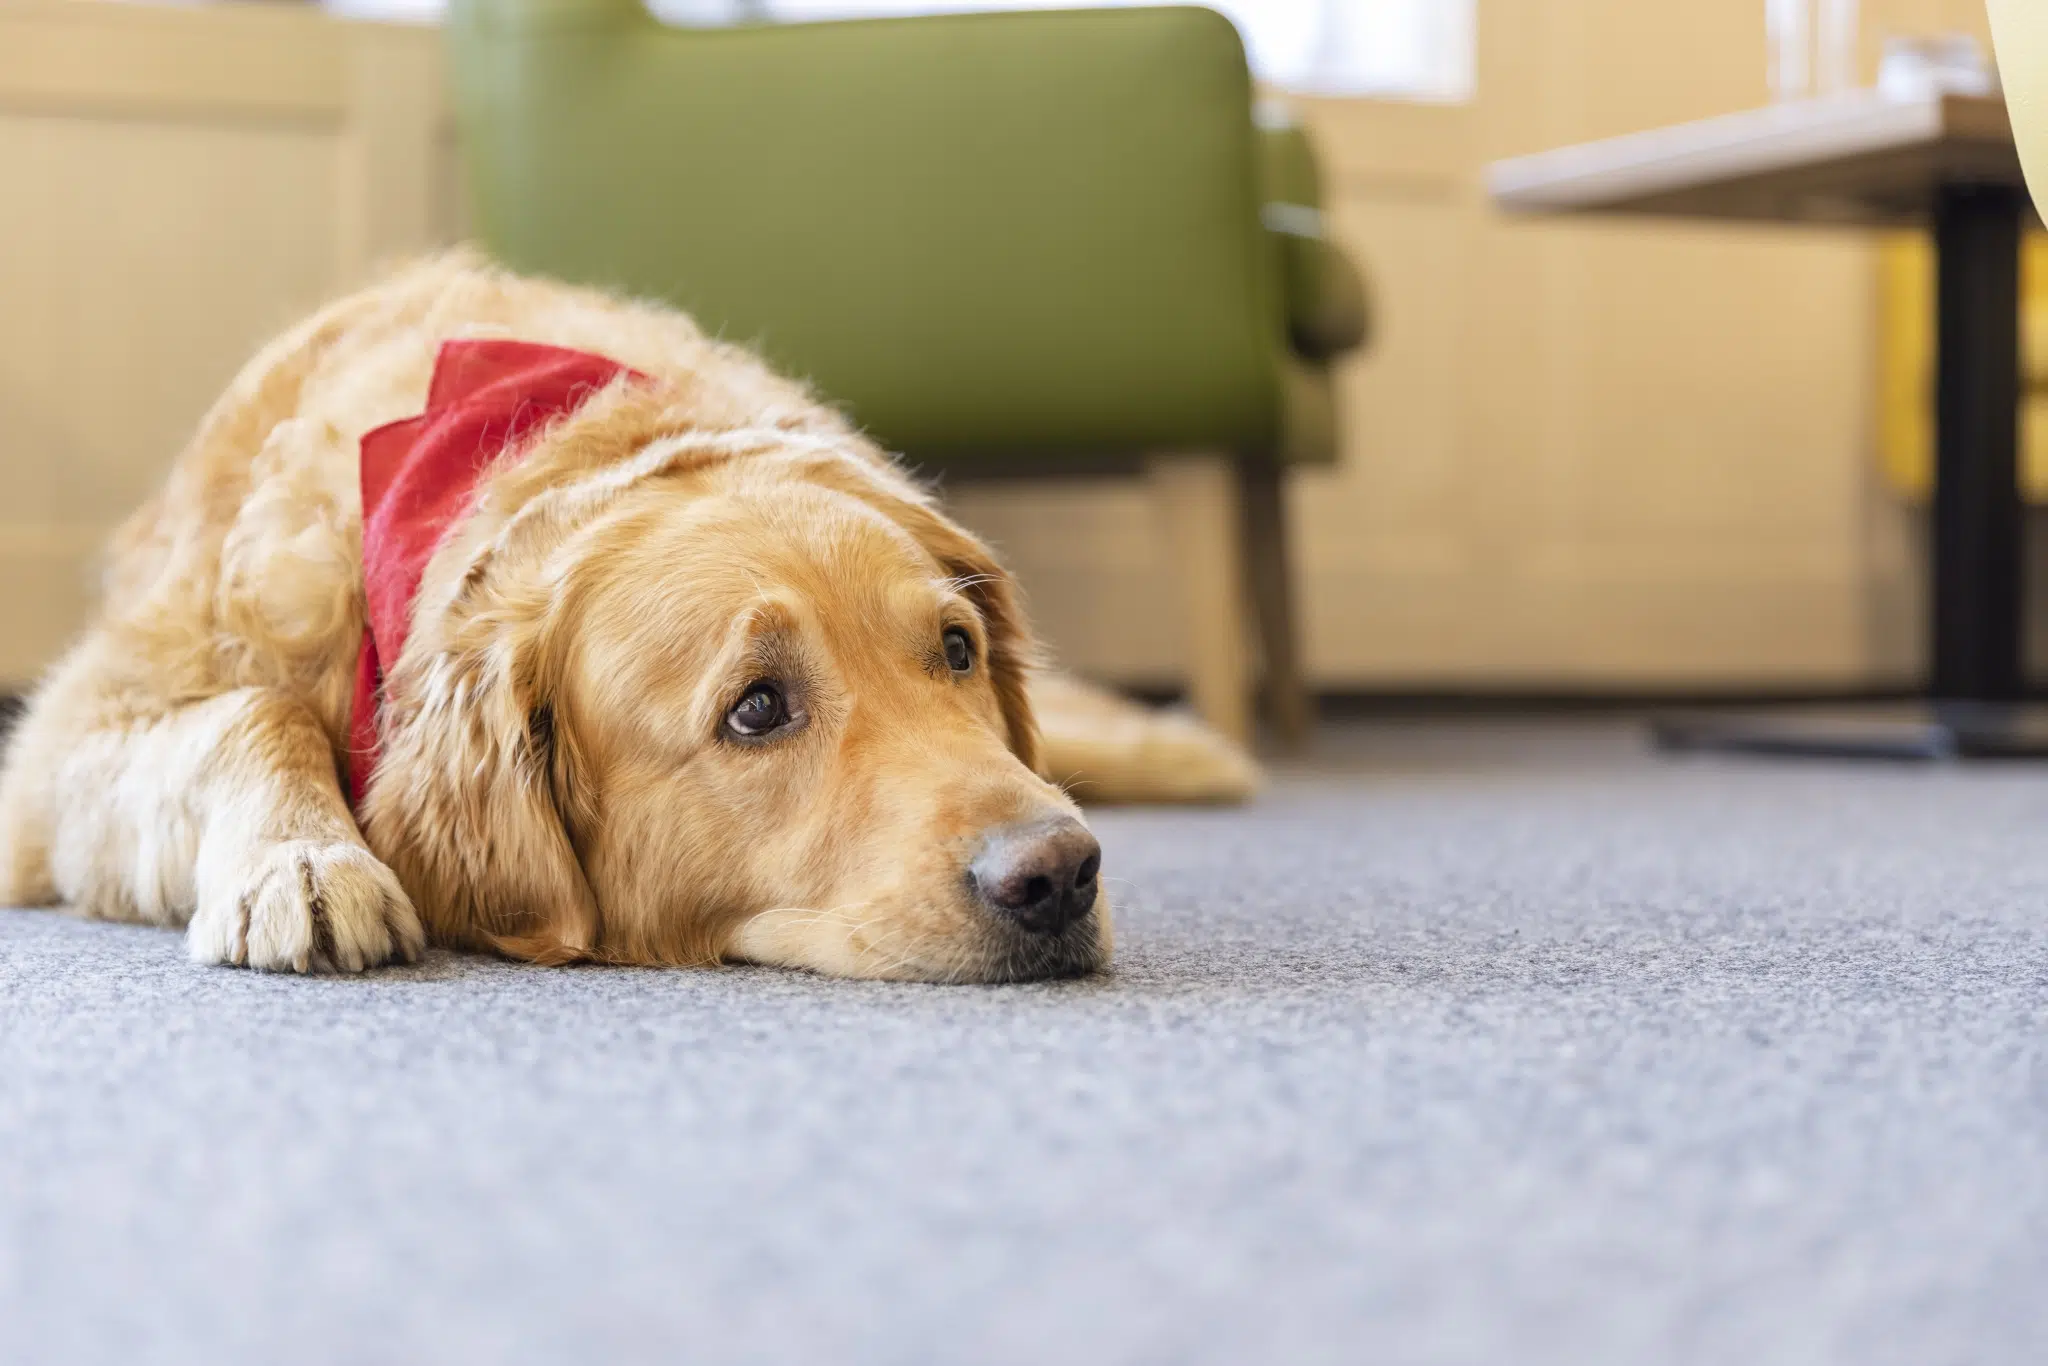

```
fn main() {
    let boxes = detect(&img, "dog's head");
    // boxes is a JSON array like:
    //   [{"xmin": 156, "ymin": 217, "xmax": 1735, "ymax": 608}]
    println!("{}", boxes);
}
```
[{"xmin": 360, "ymin": 385, "xmax": 1109, "ymax": 982}]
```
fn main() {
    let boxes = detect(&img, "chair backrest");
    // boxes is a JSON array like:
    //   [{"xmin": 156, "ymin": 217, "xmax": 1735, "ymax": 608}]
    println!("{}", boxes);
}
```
[{"xmin": 446, "ymin": 0, "xmax": 1287, "ymax": 466}]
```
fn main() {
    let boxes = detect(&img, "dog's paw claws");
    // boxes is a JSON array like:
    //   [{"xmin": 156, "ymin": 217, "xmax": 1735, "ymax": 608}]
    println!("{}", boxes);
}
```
[{"xmin": 189, "ymin": 840, "xmax": 425, "ymax": 973}]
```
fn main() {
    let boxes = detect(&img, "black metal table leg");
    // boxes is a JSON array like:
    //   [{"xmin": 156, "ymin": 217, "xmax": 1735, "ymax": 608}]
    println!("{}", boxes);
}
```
[
  {"xmin": 1930, "ymin": 182, "xmax": 2026, "ymax": 704},
  {"xmin": 1654, "ymin": 181, "xmax": 2045, "ymax": 760}
]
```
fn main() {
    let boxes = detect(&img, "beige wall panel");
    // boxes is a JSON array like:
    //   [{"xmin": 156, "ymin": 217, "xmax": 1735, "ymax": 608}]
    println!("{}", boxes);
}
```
[
  {"xmin": 0, "ymin": 541, "xmax": 102, "ymax": 688},
  {"xmin": 1563, "ymin": 228, "xmax": 1868, "ymax": 541},
  {"xmin": 337, "ymin": 26, "xmax": 451, "ymax": 277},
  {"xmin": 1297, "ymin": 193, "xmax": 1470, "ymax": 574},
  {"xmin": 0, "ymin": 3, "xmax": 344, "ymax": 123},
  {"xmin": 0, "ymin": 116, "xmax": 342, "ymax": 681},
  {"xmin": 1286, "ymin": 191, "xmax": 1475, "ymax": 677},
  {"xmin": 0, "ymin": 3, "xmax": 447, "ymax": 688},
  {"xmin": 1298, "ymin": 562, "xmax": 1872, "ymax": 685},
  {"xmin": 1296, "ymin": 0, "xmax": 1886, "ymax": 689}
]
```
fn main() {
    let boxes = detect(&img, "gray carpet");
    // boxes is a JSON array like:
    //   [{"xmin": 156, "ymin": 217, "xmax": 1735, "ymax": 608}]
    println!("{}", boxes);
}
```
[{"xmin": 3, "ymin": 719, "xmax": 2045, "ymax": 1365}]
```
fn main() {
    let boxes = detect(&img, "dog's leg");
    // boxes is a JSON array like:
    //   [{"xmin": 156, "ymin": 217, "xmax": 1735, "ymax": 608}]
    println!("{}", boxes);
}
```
[
  {"xmin": 180, "ymin": 688, "xmax": 425, "ymax": 972},
  {"xmin": 1, "ymin": 666, "xmax": 423, "ymax": 972},
  {"xmin": 1030, "ymin": 670, "xmax": 1261, "ymax": 805}
]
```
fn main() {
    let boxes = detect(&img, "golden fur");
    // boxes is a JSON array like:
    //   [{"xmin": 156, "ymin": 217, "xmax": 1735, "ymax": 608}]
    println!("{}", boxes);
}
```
[{"xmin": 0, "ymin": 253, "xmax": 1252, "ymax": 980}]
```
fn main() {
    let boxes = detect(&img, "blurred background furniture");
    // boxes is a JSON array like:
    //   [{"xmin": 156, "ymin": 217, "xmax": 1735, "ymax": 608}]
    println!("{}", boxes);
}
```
[
  {"xmin": 1874, "ymin": 234, "xmax": 2048, "ymax": 515},
  {"xmin": 1490, "ymin": 91, "xmax": 2040, "ymax": 758},
  {"xmin": 445, "ymin": 0, "xmax": 1368, "ymax": 749},
  {"xmin": 4, "ymin": 0, "xmax": 1939, "ymax": 706}
]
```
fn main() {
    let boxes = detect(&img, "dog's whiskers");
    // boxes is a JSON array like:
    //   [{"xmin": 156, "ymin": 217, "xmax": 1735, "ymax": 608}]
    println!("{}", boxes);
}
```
[{"xmin": 749, "ymin": 900, "xmax": 869, "ymax": 937}]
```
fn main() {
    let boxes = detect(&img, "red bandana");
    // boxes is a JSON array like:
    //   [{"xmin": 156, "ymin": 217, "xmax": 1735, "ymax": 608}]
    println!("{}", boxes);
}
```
[{"xmin": 348, "ymin": 339, "xmax": 645, "ymax": 810}]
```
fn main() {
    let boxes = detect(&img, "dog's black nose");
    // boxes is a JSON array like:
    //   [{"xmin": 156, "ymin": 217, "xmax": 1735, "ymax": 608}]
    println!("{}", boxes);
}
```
[{"xmin": 969, "ymin": 816, "xmax": 1102, "ymax": 936}]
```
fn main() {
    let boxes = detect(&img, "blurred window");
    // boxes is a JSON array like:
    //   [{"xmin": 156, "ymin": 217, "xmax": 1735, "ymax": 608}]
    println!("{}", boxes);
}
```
[
  {"xmin": 319, "ymin": 0, "xmax": 1476, "ymax": 104},
  {"xmin": 719, "ymin": 1, "xmax": 1475, "ymax": 102}
]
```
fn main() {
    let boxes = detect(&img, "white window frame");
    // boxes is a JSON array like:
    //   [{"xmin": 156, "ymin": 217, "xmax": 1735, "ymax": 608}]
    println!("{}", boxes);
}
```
[{"xmin": 319, "ymin": 0, "xmax": 1477, "ymax": 104}]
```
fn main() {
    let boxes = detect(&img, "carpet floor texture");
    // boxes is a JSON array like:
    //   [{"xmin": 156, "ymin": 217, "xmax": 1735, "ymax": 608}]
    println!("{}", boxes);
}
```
[{"xmin": 2, "ymin": 720, "xmax": 2045, "ymax": 1365}]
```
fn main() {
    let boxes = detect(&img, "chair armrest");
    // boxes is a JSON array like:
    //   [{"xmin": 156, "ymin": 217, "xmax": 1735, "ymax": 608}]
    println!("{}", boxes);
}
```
[
  {"xmin": 1264, "ymin": 204, "xmax": 1369, "ymax": 358},
  {"xmin": 1256, "ymin": 119, "xmax": 1368, "ymax": 359}
]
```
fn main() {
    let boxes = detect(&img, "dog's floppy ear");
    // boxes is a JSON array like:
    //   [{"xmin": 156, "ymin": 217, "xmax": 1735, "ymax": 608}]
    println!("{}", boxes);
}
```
[{"xmin": 359, "ymin": 595, "xmax": 602, "ymax": 964}]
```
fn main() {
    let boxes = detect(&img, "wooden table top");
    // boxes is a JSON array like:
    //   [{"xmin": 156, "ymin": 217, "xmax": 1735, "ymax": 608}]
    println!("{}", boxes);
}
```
[{"xmin": 1486, "ymin": 92, "xmax": 2025, "ymax": 226}]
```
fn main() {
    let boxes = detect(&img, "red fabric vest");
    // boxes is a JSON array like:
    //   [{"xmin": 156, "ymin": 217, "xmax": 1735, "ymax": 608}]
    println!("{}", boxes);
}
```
[{"xmin": 348, "ymin": 339, "xmax": 643, "ymax": 810}]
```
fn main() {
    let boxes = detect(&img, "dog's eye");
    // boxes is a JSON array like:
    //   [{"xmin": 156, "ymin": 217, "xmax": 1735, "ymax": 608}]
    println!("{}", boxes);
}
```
[
  {"xmin": 943, "ymin": 626, "xmax": 974, "ymax": 674},
  {"xmin": 726, "ymin": 681, "xmax": 790, "ymax": 737}
]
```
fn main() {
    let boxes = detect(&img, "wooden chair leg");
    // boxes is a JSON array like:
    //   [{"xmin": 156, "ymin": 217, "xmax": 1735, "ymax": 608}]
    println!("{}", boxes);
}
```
[
  {"xmin": 1238, "ymin": 460, "xmax": 1314, "ymax": 751},
  {"xmin": 1147, "ymin": 453, "xmax": 1252, "ymax": 747}
]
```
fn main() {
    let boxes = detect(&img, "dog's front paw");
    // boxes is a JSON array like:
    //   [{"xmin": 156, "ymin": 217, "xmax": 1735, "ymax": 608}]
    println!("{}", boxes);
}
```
[{"xmin": 189, "ymin": 840, "xmax": 426, "ymax": 973}]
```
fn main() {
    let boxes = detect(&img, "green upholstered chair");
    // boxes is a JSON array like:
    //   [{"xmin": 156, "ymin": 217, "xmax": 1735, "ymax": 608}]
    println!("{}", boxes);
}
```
[{"xmin": 444, "ymin": 0, "xmax": 1368, "ymax": 747}]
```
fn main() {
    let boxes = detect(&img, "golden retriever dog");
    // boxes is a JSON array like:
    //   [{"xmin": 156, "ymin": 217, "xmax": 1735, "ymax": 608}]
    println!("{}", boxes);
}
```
[{"xmin": 0, "ymin": 253, "xmax": 1254, "ymax": 981}]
